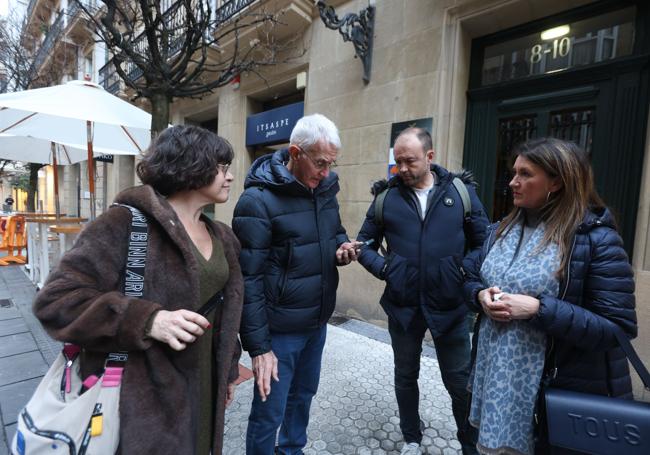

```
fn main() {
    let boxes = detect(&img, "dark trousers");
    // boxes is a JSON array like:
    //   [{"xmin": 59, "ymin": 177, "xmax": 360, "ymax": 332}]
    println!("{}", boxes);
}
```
[
  {"xmin": 388, "ymin": 314, "xmax": 478, "ymax": 455},
  {"xmin": 246, "ymin": 325, "xmax": 327, "ymax": 455}
]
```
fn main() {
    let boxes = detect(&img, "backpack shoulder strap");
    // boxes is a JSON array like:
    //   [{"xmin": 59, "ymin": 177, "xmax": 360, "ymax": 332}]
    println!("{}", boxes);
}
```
[
  {"xmin": 452, "ymin": 177, "xmax": 472, "ymax": 220},
  {"xmin": 374, "ymin": 187, "xmax": 391, "ymax": 227}
]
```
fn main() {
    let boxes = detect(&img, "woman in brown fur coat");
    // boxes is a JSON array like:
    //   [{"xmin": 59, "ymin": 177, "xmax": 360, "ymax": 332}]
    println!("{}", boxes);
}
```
[{"xmin": 33, "ymin": 125, "xmax": 244, "ymax": 454}]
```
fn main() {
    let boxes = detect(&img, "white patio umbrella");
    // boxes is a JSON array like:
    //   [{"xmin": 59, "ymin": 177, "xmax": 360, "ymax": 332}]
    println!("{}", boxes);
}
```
[
  {"xmin": 0, "ymin": 80, "xmax": 152, "ymax": 219},
  {"xmin": 0, "ymin": 134, "xmax": 138, "ymax": 216}
]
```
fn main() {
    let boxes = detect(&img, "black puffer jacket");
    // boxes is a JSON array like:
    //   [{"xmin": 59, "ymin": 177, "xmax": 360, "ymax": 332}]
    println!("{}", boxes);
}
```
[
  {"xmin": 232, "ymin": 149, "xmax": 348, "ymax": 356},
  {"xmin": 357, "ymin": 165, "xmax": 489, "ymax": 335},
  {"xmin": 463, "ymin": 207, "xmax": 637, "ymax": 397}
]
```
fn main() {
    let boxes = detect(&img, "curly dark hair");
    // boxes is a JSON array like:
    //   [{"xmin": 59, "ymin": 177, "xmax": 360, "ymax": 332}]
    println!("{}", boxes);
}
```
[{"xmin": 137, "ymin": 125, "xmax": 234, "ymax": 196}]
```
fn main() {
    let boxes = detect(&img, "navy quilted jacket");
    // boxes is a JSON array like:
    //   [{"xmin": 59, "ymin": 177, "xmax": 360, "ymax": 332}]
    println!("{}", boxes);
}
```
[
  {"xmin": 357, "ymin": 165, "xmax": 489, "ymax": 336},
  {"xmin": 232, "ymin": 149, "xmax": 348, "ymax": 356},
  {"xmin": 463, "ymin": 207, "xmax": 637, "ymax": 398}
]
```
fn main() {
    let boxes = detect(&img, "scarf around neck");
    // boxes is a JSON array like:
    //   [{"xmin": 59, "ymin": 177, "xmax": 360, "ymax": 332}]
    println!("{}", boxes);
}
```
[{"xmin": 469, "ymin": 220, "xmax": 560, "ymax": 455}]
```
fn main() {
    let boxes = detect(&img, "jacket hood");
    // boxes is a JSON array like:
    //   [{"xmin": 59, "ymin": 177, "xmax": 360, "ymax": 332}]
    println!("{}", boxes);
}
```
[
  {"xmin": 244, "ymin": 148, "xmax": 339, "ymax": 196},
  {"xmin": 577, "ymin": 206, "xmax": 618, "ymax": 233},
  {"xmin": 370, "ymin": 164, "xmax": 474, "ymax": 196}
]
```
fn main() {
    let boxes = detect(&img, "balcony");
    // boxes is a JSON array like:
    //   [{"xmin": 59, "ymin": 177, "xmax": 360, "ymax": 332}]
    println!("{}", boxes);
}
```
[
  {"xmin": 27, "ymin": 1, "xmax": 102, "ymax": 80},
  {"xmin": 98, "ymin": 62, "xmax": 121, "ymax": 94},
  {"xmin": 63, "ymin": 0, "xmax": 101, "ymax": 40},
  {"xmin": 214, "ymin": 0, "xmax": 256, "ymax": 24},
  {"xmin": 98, "ymin": 0, "xmax": 258, "ymax": 93},
  {"xmin": 29, "ymin": 10, "xmax": 65, "ymax": 78}
]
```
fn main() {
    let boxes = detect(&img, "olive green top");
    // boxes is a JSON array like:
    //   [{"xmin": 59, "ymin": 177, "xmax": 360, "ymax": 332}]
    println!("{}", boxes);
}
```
[{"xmin": 191, "ymin": 231, "xmax": 229, "ymax": 455}]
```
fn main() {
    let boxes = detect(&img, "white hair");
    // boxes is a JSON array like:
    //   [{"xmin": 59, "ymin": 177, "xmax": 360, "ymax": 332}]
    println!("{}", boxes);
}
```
[{"xmin": 289, "ymin": 113, "xmax": 341, "ymax": 151}]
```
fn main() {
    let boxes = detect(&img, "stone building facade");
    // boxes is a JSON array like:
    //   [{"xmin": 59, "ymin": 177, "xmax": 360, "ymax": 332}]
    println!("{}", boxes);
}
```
[
  {"xmin": 19, "ymin": 0, "xmax": 650, "ymax": 396},
  {"xmin": 167, "ymin": 0, "xmax": 650, "ymax": 396}
]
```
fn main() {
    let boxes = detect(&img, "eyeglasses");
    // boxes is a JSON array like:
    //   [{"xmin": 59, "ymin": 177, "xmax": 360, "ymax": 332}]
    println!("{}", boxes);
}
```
[
  {"xmin": 216, "ymin": 163, "xmax": 231, "ymax": 175},
  {"xmin": 297, "ymin": 146, "xmax": 337, "ymax": 171}
]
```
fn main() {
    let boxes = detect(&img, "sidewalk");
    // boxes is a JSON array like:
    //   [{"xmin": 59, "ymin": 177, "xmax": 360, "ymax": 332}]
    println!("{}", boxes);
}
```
[{"xmin": 0, "ymin": 266, "xmax": 462, "ymax": 455}]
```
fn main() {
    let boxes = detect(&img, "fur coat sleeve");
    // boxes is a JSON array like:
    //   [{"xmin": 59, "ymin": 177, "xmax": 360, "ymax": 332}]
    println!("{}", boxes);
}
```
[{"xmin": 33, "ymin": 206, "xmax": 163, "ymax": 352}]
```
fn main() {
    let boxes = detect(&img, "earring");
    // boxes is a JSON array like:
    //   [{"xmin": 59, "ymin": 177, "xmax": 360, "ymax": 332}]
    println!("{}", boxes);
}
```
[{"xmin": 546, "ymin": 191, "xmax": 552, "ymax": 203}]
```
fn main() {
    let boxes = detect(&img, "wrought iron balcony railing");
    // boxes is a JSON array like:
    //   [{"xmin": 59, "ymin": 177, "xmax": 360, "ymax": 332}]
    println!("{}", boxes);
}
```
[
  {"xmin": 98, "ymin": 61, "xmax": 121, "ymax": 94},
  {"xmin": 29, "ymin": 10, "xmax": 65, "ymax": 77},
  {"xmin": 27, "ymin": 1, "xmax": 102, "ymax": 80},
  {"xmin": 101, "ymin": 0, "xmax": 256, "ymax": 89},
  {"xmin": 214, "ymin": 0, "xmax": 256, "ymax": 24},
  {"xmin": 64, "ymin": 0, "xmax": 102, "ymax": 30}
]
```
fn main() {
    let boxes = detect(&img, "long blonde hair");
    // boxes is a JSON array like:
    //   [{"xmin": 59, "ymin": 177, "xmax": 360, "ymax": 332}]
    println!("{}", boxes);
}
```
[{"xmin": 496, "ymin": 138, "xmax": 607, "ymax": 275}]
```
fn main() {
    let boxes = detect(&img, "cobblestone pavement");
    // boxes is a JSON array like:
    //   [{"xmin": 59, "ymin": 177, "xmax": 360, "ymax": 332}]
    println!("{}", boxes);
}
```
[
  {"xmin": 0, "ymin": 266, "xmax": 462, "ymax": 455},
  {"xmin": 224, "ymin": 325, "xmax": 462, "ymax": 455}
]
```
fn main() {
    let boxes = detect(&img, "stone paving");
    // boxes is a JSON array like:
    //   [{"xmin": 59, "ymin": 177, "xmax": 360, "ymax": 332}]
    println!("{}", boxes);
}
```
[
  {"xmin": 0, "ymin": 266, "xmax": 58, "ymax": 455},
  {"xmin": 224, "ymin": 325, "xmax": 461, "ymax": 454},
  {"xmin": 0, "ymin": 265, "xmax": 462, "ymax": 454}
]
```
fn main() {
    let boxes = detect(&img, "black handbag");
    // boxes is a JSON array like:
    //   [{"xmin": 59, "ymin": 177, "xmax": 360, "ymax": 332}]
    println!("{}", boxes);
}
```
[{"xmin": 544, "ymin": 324, "xmax": 650, "ymax": 455}]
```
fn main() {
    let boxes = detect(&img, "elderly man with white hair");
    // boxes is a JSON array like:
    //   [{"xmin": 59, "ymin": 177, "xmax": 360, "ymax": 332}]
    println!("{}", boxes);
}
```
[{"xmin": 233, "ymin": 113, "xmax": 360, "ymax": 455}]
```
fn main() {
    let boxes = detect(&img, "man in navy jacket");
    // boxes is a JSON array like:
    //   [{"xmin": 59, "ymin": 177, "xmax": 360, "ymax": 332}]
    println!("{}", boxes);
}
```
[
  {"xmin": 233, "ymin": 114, "xmax": 360, "ymax": 455},
  {"xmin": 357, "ymin": 128, "xmax": 488, "ymax": 455}
]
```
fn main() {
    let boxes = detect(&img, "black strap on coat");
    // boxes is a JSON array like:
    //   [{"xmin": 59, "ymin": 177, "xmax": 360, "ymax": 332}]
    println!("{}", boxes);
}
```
[{"xmin": 612, "ymin": 324, "xmax": 650, "ymax": 390}]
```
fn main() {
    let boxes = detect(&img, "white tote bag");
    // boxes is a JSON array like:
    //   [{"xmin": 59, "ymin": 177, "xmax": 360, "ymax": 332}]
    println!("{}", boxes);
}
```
[{"xmin": 12, "ymin": 348, "xmax": 124, "ymax": 455}]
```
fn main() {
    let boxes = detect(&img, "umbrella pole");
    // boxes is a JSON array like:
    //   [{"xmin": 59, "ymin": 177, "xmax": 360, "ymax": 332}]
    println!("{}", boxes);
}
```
[
  {"xmin": 51, "ymin": 142, "xmax": 61, "ymax": 219},
  {"xmin": 86, "ymin": 120, "xmax": 96, "ymax": 220}
]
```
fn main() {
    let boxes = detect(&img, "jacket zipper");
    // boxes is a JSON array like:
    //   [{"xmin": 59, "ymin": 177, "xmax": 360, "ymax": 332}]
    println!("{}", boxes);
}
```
[
  {"xmin": 314, "ymin": 195, "xmax": 328, "ymax": 324},
  {"xmin": 416, "ymin": 176, "xmax": 452, "ymax": 302},
  {"xmin": 547, "ymin": 234, "xmax": 578, "ymax": 379},
  {"xmin": 559, "ymin": 236, "xmax": 576, "ymax": 300}
]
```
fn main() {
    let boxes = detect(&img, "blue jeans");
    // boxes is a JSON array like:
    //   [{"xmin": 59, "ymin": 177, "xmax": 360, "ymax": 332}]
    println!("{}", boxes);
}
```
[
  {"xmin": 246, "ymin": 325, "xmax": 327, "ymax": 455},
  {"xmin": 388, "ymin": 314, "xmax": 478, "ymax": 455}
]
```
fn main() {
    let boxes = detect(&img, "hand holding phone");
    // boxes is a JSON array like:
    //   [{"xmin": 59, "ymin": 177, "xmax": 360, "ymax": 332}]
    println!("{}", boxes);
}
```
[
  {"xmin": 336, "ymin": 241, "xmax": 363, "ymax": 264},
  {"xmin": 354, "ymin": 238, "xmax": 375, "ymax": 251}
]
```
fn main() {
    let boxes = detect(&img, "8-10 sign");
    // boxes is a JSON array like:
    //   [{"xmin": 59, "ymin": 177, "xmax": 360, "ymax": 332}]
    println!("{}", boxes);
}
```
[{"xmin": 530, "ymin": 37, "xmax": 571, "ymax": 64}]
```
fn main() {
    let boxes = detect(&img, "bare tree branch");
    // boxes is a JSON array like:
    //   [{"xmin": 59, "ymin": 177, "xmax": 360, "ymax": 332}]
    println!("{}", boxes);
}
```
[
  {"xmin": 73, "ymin": 0, "xmax": 305, "ymax": 131},
  {"xmin": 0, "ymin": 11, "xmax": 68, "ymax": 209}
]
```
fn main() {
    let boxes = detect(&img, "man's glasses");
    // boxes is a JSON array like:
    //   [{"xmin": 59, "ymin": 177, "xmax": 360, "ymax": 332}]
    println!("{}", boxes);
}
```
[
  {"xmin": 297, "ymin": 146, "xmax": 337, "ymax": 171},
  {"xmin": 217, "ymin": 163, "xmax": 231, "ymax": 175}
]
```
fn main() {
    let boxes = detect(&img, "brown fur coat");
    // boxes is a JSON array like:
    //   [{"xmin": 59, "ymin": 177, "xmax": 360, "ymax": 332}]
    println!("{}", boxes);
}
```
[{"xmin": 33, "ymin": 185, "xmax": 243, "ymax": 454}]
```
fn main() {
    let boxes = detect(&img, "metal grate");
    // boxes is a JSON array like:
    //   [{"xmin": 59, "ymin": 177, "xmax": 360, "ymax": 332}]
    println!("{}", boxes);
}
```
[
  {"xmin": 549, "ymin": 107, "xmax": 596, "ymax": 156},
  {"xmin": 493, "ymin": 115, "xmax": 538, "ymax": 220}
]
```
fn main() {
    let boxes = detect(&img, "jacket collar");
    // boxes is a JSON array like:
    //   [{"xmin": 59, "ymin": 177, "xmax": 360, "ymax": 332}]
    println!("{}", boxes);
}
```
[
  {"xmin": 576, "ymin": 206, "xmax": 617, "ymax": 234},
  {"xmin": 244, "ymin": 148, "xmax": 339, "ymax": 198},
  {"xmin": 113, "ymin": 185, "xmax": 207, "ymax": 269}
]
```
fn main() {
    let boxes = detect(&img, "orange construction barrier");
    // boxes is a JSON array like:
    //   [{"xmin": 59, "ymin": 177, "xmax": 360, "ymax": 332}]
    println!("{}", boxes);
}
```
[{"xmin": 0, "ymin": 215, "xmax": 27, "ymax": 265}]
